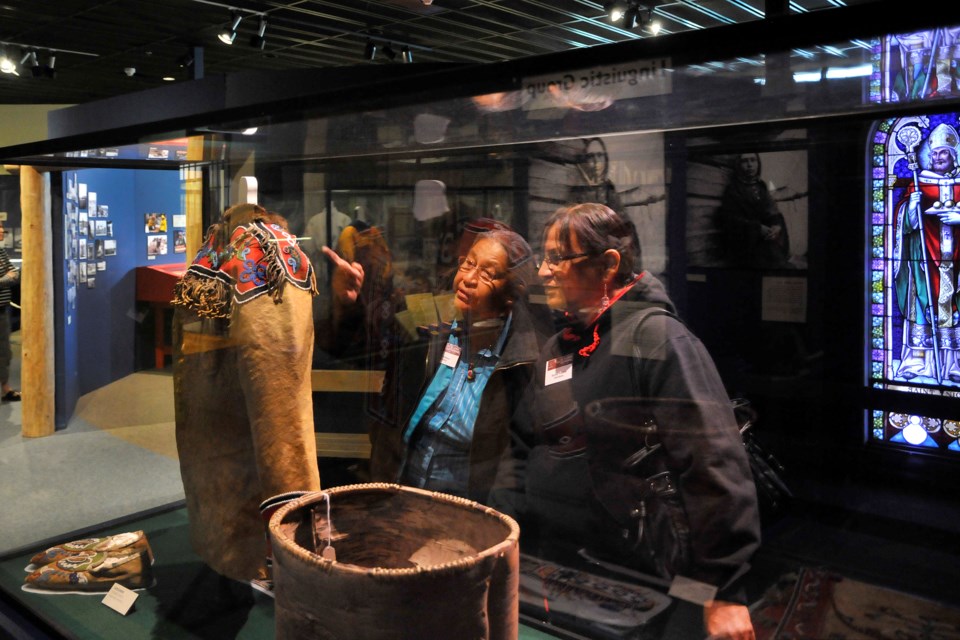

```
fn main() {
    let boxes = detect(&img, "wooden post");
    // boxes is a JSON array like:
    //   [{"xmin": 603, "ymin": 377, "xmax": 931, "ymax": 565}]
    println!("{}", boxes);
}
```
[{"xmin": 19, "ymin": 166, "xmax": 55, "ymax": 437}]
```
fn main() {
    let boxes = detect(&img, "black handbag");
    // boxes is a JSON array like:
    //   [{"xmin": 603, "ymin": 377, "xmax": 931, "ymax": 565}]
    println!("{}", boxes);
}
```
[
  {"xmin": 731, "ymin": 398, "xmax": 793, "ymax": 522},
  {"xmin": 581, "ymin": 398, "xmax": 696, "ymax": 581}
]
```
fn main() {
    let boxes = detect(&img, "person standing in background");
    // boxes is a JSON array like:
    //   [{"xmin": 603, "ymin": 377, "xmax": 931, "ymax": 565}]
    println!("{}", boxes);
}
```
[{"xmin": 0, "ymin": 221, "xmax": 20, "ymax": 402}]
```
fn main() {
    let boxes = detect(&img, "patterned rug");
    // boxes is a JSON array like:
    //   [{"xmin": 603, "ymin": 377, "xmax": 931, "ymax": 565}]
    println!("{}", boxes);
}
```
[{"xmin": 752, "ymin": 567, "xmax": 960, "ymax": 639}]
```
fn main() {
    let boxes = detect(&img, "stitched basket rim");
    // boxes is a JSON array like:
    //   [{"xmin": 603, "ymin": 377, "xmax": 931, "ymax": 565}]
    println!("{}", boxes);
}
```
[{"xmin": 269, "ymin": 483, "xmax": 520, "ymax": 578}]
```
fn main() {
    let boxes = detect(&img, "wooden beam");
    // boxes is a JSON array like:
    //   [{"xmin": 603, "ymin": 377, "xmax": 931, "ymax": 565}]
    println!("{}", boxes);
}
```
[{"xmin": 19, "ymin": 167, "xmax": 55, "ymax": 437}]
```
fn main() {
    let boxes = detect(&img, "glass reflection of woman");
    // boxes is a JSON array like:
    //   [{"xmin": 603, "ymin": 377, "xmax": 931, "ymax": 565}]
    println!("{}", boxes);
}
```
[
  {"xmin": 508, "ymin": 203, "xmax": 760, "ymax": 639},
  {"xmin": 324, "ymin": 228, "xmax": 543, "ymax": 503},
  {"xmin": 719, "ymin": 152, "xmax": 792, "ymax": 269}
]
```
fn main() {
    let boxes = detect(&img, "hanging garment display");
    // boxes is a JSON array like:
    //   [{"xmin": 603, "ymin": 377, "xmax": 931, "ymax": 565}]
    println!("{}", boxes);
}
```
[{"xmin": 172, "ymin": 204, "xmax": 321, "ymax": 582}]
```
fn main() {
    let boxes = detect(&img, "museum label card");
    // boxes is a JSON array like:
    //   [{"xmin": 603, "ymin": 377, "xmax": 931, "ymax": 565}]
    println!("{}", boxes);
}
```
[
  {"xmin": 102, "ymin": 583, "xmax": 138, "ymax": 615},
  {"xmin": 667, "ymin": 575, "xmax": 717, "ymax": 605},
  {"xmin": 761, "ymin": 276, "xmax": 807, "ymax": 323}
]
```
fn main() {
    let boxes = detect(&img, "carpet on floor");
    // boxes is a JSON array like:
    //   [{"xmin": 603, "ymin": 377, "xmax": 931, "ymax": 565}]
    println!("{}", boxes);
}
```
[{"xmin": 752, "ymin": 566, "xmax": 960, "ymax": 639}]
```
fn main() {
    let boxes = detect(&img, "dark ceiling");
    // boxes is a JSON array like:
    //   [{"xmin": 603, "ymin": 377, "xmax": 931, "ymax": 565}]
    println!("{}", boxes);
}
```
[{"xmin": 0, "ymin": 0, "xmax": 880, "ymax": 106}]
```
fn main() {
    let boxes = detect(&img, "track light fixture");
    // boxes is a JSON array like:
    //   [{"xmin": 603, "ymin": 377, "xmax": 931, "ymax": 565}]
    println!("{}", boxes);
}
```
[
  {"xmin": 401, "ymin": 46, "xmax": 413, "ymax": 64},
  {"xmin": 606, "ymin": 1, "xmax": 656, "ymax": 31},
  {"xmin": 250, "ymin": 16, "xmax": 268, "ymax": 50},
  {"xmin": 382, "ymin": 44, "xmax": 397, "ymax": 61},
  {"xmin": 218, "ymin": 11, "xmax": 243, "ymax": 45},
  {"xmin": 364, "ymin": 40, "xmax": 378, "ymax": 61},
  {"xmin": 605, "ymin": 1, "xmax": 630, "ymax": 22},
  {"xmin": 0, "ymin": 40, "xmax": 91, "ymax": 78},
  {"xmin": 42, "ymin": 53, "xmax": 56, "ymax": 78}
]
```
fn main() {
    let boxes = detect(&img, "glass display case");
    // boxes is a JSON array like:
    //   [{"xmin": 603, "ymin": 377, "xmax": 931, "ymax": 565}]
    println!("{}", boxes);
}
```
[{"xmin": 2, "ymin": 3, "xmax": 960, "ymax": 638}]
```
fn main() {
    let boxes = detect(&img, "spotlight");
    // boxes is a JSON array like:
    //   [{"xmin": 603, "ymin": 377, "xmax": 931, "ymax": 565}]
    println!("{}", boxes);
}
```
[
  {"xmin": 42, "ymin": 53, "xmax": 56, "ymax": 79},
  {"xmin": 364, "ymin": 40, "xmax": 378, "ymax": 61},
  {"xmin": 0, "ymin": 49, "xmax": 18, "ymax": 75},
  {"xmin": 124, "ymin": 67, "xmax": 137, "ymax": 77},
  {"xmin": 22, "ymin": 50, "xmax": 38, "ymax": 70},
  {"xmin": 623, "ymin": 6, "xmax": 639, "ymax": 29},
  {"xmin": 250, "ymin": 16, "xmax": 268, "ymax": 50},
  {"xmin": 607, "ymin": 1, "xmax": 629, "ymax": 22},
  {"xmin": 218, "ymin": 11, "xmax": 243, "ymax": 45},
  {"xmin": 401, "ymin": 46, "xmax": 413, "ymax": 63},
  {"xmin": 382, "ymin": 44, "xmax": 397, "ymax": 61},
  {"xmin": 648, "ymin": 19, "xmax": 662, "ymax": 35}
]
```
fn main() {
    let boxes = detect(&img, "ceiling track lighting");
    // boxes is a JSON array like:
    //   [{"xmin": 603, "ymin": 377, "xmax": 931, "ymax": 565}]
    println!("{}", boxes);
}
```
[
  {"xmin": 0, "ymin": 40, "xmax": 92, "ymax": 78},
  {"xmin": 218, "ymin": 11, "xmax": 243, "ymax": 45},
  {"xmin": 605, "ymin": 1, "xmax": 658, "ymax": 32},
  {"xmin": 364, "ymin": 39, "xmax": 378, "ymax": 61},
  {"xmin": 0, "ymin": 49, "xmax": 16, "ymax": 75},
  {"xmin": 401, "ymin": 46, "xmax": 413, "ymax": 64},
  {"xmin": 250, "ymin": 16, "xmax": 268, "ymax": 50}
]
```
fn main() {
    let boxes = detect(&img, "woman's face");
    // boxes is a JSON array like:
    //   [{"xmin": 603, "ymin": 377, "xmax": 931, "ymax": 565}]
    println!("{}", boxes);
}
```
[
  {"xmin": 453, "ymin": 237, "xmax": 510, "ymax": 321},
  {"xmin": 738, "ymin": 153, "xmax": 759, "ymax": 178},
  {"xmin": 538, "ymin": 223, "xmax": 601, "ymax": 313}
]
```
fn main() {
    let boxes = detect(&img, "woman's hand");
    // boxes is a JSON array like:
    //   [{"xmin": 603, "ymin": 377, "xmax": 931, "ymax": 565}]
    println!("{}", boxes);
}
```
[
  {"xmin": 322, "ymin": 246, "xmax": 364, "ymax": 305},
  {"xmin": 703, "ymin": 600, "xmax": 755, "ymax": 640}
]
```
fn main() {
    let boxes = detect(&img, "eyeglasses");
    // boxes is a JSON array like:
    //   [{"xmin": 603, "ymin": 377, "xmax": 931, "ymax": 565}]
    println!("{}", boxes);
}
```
[
  {"xmin": 457, "ymin": 256, "xmax": 505, "ymax": 286},
  {"xmin": 537, "ymin": 251, "xmax": 592, "ymax": 270}
]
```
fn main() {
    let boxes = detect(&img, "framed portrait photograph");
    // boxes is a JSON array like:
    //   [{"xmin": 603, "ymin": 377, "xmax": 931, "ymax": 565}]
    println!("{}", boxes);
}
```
[
  {"xmin": 174, "ymin": 230, "xmax": 186, "ymax": 253},
  {"xmin": 147, "ymin": 234, "xmax": 168, "ymax": 257},
  {"xmin": 686, "ymin": 144, "xmax": 809, "ymax": 270}
]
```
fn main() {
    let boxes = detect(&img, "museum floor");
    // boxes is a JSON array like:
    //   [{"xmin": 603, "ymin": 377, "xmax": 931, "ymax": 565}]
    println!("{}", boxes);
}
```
[{"xmin": 2, "ymin": 331, "xmax": 960, "ymax": 639}]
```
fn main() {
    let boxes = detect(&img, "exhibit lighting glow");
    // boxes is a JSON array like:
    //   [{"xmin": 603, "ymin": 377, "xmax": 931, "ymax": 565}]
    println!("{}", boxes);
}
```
[
  {"xmin": 793, "ymin": 70, "xmax": 821, "ymax": 83},
  {"xmin": 218, "ymin": 11, "xmax": 243, "ymax": 45},
  {"xmin": 902, "ymin": 422, "xmax": 927, "ymax": 446},
  {"xmin": 0, "ymin": 49, "xmax": 17, "ymax": 74},
  {"xmin": 825, "ymin": 63, "xmax": 872, "ymax": 79},
  {"xmin": 649, "ymin": 20, "xmax": 662, "ymax": 35},
  {"xmin": 163, "ymin": 76, "xmax": 176, "ymax": 81},
  {"xmin": 242, "ymin": 127, "xmax": 258, "ymax": 135}
]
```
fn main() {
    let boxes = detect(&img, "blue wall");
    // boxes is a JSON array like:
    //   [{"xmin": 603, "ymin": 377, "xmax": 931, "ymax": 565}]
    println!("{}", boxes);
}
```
[{"xmin": 58, "ymin": 168, "xmax": 183, "ymax": 426}]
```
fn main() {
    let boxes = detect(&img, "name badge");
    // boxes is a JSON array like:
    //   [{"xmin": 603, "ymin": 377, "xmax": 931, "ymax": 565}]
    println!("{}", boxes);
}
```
[
  {"xmin": 440, "ymin": 343, "xmax": 461, "ymax": 368},
  {"xmin": 544, "ymin": 354, "xmax": 573, "ymax": 386}
]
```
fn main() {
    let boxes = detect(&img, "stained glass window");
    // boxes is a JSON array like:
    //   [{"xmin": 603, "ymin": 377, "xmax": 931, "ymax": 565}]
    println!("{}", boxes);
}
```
[
  {"xmin": 869, "ymin": 112, "xmax": 960, "ymax": 454},
  {"xmin": 872, "ymin": 28, "xmax": 960, "ymax": 104}
]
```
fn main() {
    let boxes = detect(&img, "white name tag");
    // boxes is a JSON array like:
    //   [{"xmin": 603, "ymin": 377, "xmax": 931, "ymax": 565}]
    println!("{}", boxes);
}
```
[
  {"xmin": 544, "ymin": 354, "xmax": 573, "ymax": 386},
  {"xmin": 440, "ymin": 342, "xmax": 461, "ymax": 368},
  {"xmin": 667, "ymin": 575, "xmax": 718, "ymax": 605},
  {"xmin": 102, "ymin": 583, "xmax": 139, "ymax": 615}
]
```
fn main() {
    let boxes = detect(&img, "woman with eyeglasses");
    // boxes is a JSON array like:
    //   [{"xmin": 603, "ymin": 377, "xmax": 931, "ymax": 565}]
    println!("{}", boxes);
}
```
[
  {"xmin": 324, "ymin": 226, "xmax": 545, "ymax": 503},
  {"xmin": 498, "ymin": 203, "xmax": 760, "ymax": 640}
]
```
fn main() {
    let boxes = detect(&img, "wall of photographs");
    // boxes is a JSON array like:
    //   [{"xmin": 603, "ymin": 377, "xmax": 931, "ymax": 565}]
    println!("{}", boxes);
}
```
[{"xmin": 58, "ymin": 168, "xmax": 183, "ymax": 425}]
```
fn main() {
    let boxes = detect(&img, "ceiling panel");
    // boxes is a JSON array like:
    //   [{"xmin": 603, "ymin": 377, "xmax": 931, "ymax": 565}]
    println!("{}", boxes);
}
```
[{"xmin": 0, "ymin": 0, "xmax": 883, "ymax": 105}]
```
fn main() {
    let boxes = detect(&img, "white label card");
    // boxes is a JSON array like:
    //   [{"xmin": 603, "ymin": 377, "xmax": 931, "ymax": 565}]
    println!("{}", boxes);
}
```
[
  {"xmin": 102, "ymin": 583, "xmax": 139, "ymax": 615},
  {"xmin": 545, "ymin": 354, "xmax": 574, "ymax": 386},
  {"xmin": 667, "ymin": 575, "xmax": 718, "ymax": 606},
  {"xmin": 440, "ymin": 343, "xmax": 461, "ymax": 368}
]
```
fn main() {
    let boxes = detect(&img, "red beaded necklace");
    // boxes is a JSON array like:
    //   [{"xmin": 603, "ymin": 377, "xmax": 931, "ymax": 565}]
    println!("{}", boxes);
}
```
[{"xmin": 561, "ymin": 273, "xmax": 644, "ymax": 358}]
